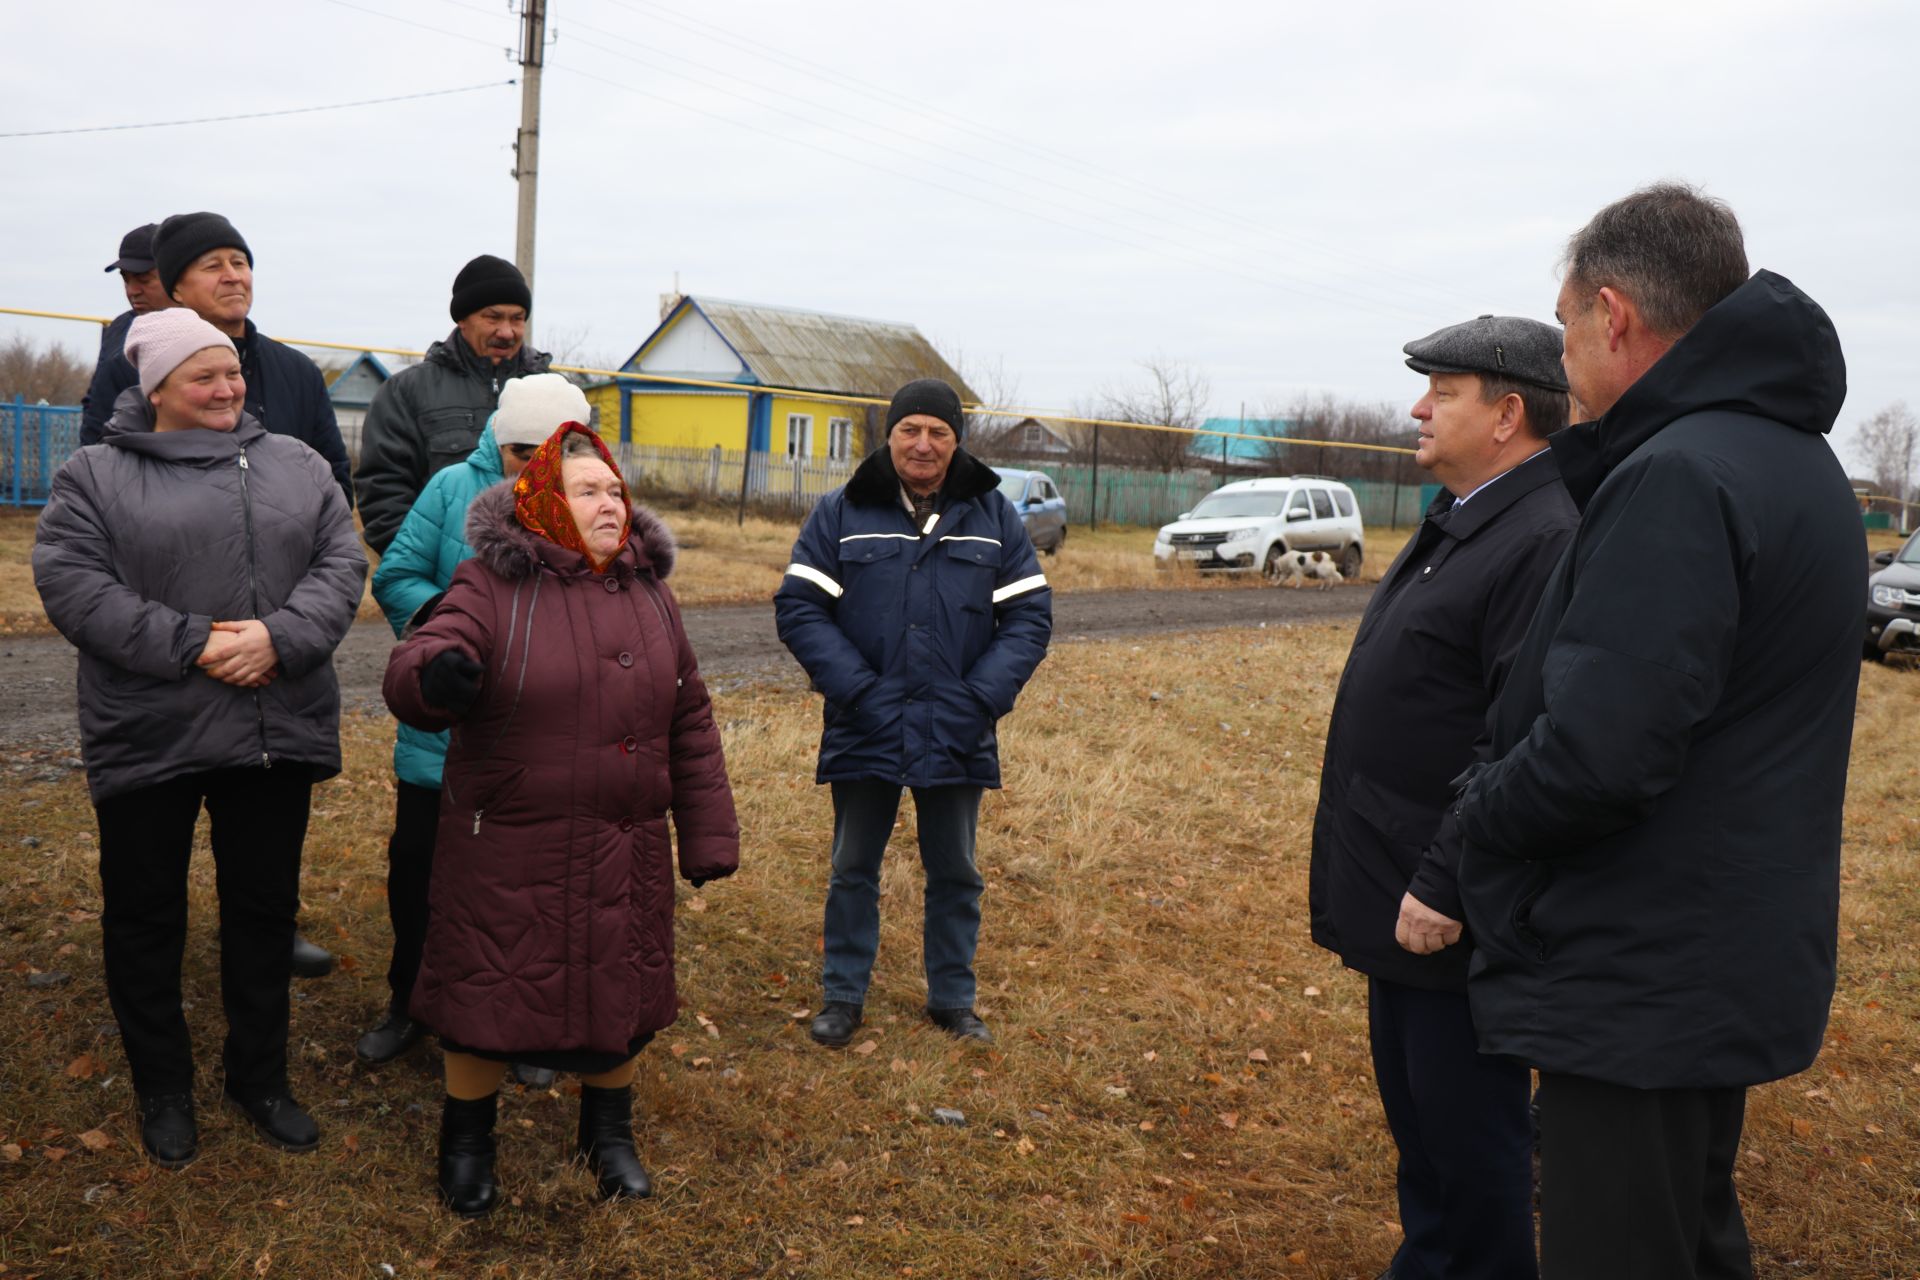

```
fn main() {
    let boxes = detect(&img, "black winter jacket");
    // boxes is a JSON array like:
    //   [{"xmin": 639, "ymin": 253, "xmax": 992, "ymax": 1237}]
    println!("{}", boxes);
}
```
[
  {"xmin": 1310, "ymin": 450, "xmax": 1576, "ymax": 990},
  {"xmin": 80, "ymin": 310, "xmax": 135, "ymax": 441},
  {"xmin": 79, "ymin": 318, "xmax": 353, "ymax": 506},
  {"xmin": 353, "ymin": 330, "xmax": 551, "ymax": 554},
  {"xmin": 1455, "ymin": 270, "xmax": 1864, "ymax": 1089},
  {"xmin": 774, "ymin": 448, "xmax": 1052, "ymax": 789}
]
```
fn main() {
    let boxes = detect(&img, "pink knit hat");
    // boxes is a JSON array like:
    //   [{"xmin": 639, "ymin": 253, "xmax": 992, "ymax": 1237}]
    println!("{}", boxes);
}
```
[{"xmin": 124, "ymin": 309, "xmax": 237, "ymax": 401}]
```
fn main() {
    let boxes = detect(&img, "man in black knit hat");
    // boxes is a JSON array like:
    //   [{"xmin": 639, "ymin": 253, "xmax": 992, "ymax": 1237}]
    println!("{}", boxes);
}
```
[
  {"xmin": 775, "ymin": 379, "xmax": 1053, "ymax": 1050},
  {"xmin": 354, "ymin": 254, "xmax": 551, "ymax": 555},
  {"xmin": 82, "ymin": 212, "xmax": 354, "ymax": 510}
]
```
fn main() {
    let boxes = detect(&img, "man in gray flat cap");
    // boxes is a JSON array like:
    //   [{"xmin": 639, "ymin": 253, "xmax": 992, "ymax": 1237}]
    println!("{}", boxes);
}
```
[{"xmin": 1309, "ymin": 314, "xmax": 1575, "ymax": 1280}]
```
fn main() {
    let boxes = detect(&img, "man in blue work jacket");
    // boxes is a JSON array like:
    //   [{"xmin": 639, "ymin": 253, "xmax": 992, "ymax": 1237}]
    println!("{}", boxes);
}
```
[{"xmin": 775, "ymin": 379, "xmax": 1052, "ymax": 1048}]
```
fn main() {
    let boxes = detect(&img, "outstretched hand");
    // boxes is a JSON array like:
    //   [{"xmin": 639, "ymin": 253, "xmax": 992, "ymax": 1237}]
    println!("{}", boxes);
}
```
[
  {"xmin": 198, "ymin": 619, "xmax": 278, "ymax": 687},
  {"xmin": 420, "ymin": 648, "xmax": 484, "ymax": 715},
  {"xmin": 1395, "ymin": 891, "xmax": 1463, "ymax": 956}
]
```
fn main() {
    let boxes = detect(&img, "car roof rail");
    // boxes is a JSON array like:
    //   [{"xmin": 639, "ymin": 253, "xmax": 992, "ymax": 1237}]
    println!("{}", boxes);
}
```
[{"xmin": 1289, "ymin": 474, "xmax": 1340, "ymax": 482}]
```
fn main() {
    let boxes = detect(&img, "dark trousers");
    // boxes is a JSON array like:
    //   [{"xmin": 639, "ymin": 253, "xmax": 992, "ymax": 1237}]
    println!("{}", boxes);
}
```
[
  {"xmin": 95, "ymin": 767, "xmax": 313, "ymax": 1099},
  {"xmin": 1368, "ymin": 977, "xmax": 1538, "ymax": 1280},
  {"xmin": 822, "ymin": 781, "xmax": 984, "ymax": 1011},
  {"xmin": 1537, "ymin": 1073, "xmax": 1751, "ymax": 1280},
  {"xmin": 383, "ymin": 781, "xmax": 441, "ymax": 1011}
]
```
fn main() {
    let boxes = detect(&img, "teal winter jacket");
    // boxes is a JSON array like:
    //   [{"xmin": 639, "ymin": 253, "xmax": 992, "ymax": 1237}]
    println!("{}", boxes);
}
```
[{"xmin": 371, "ymin": 419, "xmax": 506, "ymax": 787}]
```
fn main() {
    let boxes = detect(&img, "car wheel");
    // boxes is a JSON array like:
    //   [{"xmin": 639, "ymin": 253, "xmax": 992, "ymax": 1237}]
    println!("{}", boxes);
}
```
[
  {"xmin": 1262, "ymin": 545, "xmax": 1288, "ymax": 581},
  {"xmin": 1338, "ymin": 543, "xmax": 1364, "ymax": 579},
  {"xmin": 1863, "ymin": 640, "xmax": 1886, "ymax": 663},
  {"xmin": 1049, "ymin": 527, "xmax": 1066, "ymax": 556}
]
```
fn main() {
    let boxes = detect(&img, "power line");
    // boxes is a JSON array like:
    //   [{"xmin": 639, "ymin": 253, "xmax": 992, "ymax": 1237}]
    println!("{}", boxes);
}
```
[
  {"xmin": 320, "ymin": 0, "xmax": 511, "ymax": 49},
  {"xmin": 596, "ymin": 0, "xmax": 1465, "ymax": 302},
  {"xmin": 559, "ymin": 18, "xmax": 1452, "ymax": 317},
  {"xmin": 0, "ymin": 80, "xmax": 517, "ymax": 139},
  {"xmin": 547, "ymin": 56, "xmax": 1431, "ymax": 322}
]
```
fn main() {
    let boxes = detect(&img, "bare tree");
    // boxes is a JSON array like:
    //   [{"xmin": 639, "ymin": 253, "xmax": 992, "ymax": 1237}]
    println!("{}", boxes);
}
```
[
  {"xmin": 1096, "ymin": 358, "xmax": 1212, "ymax": 474},
  {"xmin": 1851, "ymin": 402, "xmax": 1918, "ymax": 504},
  {"xmin": 952, "ymin": 352, "xmax": 1023, "ymax": 452},
  {"xmin": 0, "ymin": 333, "xmax": 91, "ymax": 405},
  {"xmin": 1262, "ymin": 392, "xmax": 1419, "ymax": 483}
]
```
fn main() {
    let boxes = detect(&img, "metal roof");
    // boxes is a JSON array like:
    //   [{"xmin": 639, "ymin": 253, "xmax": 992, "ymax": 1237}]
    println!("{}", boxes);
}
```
[{"xmin": 640, "ymin": 297, "xmax": 976, "ymax": 402}]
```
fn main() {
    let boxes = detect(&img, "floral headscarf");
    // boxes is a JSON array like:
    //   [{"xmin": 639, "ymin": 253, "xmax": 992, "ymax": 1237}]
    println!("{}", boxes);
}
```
[{"xmin": 512, "ymin": 421, "xmax": 632, "ymax": 574}]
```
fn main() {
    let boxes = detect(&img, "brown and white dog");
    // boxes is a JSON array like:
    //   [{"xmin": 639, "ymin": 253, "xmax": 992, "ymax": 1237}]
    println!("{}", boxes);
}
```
[{"xmin": 1295, "ymin": 550, "xmax": 1343, "ymax": 589}]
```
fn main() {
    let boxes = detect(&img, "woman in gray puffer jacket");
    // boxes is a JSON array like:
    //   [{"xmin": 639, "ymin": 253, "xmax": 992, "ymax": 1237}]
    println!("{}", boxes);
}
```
[{"xmin": 32, "ymin": 309, "xmax": 366, "ymax": 1172}]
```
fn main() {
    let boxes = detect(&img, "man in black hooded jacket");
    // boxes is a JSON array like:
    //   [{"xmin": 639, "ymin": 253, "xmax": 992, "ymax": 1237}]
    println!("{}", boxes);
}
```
[{"xmin": 1454, "ymin": 184, "xmax": 1864, "ymax": 1278}]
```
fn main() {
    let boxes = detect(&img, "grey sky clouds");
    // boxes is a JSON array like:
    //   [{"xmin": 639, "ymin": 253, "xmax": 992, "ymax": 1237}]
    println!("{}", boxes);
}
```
[{"xmin": 6, "ymin": 0, "xmax": 1913, "ymax": 460}]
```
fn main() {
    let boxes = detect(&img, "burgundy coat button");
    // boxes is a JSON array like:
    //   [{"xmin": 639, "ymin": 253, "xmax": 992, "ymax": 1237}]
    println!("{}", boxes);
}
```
[
  {"xmin": 622, "ymin": 735, "xmax": 638, "ymax": 753},
  {"xmin": 618, "ymin": 651, "xmax": 633, "ymax": 667},
  {"xmin": 619, "ymin": 816, "xmax": 633, "ymax": 831},
  {"xmin": 603, "ymin": 577, "xmax": 619, "ymax": 593}
]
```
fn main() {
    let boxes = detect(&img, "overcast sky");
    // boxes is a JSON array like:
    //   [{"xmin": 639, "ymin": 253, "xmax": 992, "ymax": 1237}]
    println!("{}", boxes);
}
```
[{"xmin": 6, "ymin": 0, "xmax": 1915, "ymax": 460}]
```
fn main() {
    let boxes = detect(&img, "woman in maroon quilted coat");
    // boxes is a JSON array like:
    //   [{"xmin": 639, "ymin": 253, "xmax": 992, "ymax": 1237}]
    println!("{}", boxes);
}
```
[{"xmin": 383, "ymin": 423, "xmax": 738, "ymax": 1216}]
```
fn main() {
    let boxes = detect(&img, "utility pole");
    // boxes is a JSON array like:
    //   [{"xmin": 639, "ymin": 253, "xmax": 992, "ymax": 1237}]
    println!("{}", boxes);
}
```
[{"xmin": 513, "ymin": 0, "xmax": 547, "ymax": 292}]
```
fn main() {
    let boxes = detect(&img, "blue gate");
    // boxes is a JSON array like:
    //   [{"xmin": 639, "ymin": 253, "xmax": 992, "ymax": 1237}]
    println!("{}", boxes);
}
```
[{"xmin": 0, "ymin": 396, "xmax": 83, "ymax": 506}]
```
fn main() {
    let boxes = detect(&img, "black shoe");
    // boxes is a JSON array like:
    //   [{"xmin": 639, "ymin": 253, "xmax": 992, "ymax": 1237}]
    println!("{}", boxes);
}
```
[
  {"xmin": 224, "ymin": 1089, "xmax": 319, "ymax": 1153},
  {"xmin": 137, "ymin": 1093, "xmax": 198, "ymax": 1169},
  {"xmin": 438, "ymin": 1092, "xmax": 500, "ymax": 1218},
  {"xmin": 290, "ymin": 933, "xmax": 335, "ymax": 979},
  {"xmin": 577, "ymin": 1084, "xmax": 652, "ymax": 1200},
  {"xmin": 510, "ymin": 1061, "xmax": 557, "ymax": 1090},
  {"xmin": 356, "ymin": 1007, "xmax": 425, "ymax": 1065},
  {"xmin": 809, "ymin": 1001, "xmax": 863, "ymax": 1048},
  {"xmin": 927, "ymin": 1007, "xmax": 993, "ymax": 1043}
]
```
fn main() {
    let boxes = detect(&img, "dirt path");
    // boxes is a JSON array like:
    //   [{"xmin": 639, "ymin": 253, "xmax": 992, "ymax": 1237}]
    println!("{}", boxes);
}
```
[{"xmin": 0, "ymin": 583, "xmax": 1370, "ymax": 754}]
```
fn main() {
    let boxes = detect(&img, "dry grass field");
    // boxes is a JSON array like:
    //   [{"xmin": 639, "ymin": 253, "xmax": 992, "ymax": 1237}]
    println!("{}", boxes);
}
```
[
  {"xmin": 1, "ymin": 624, "xmax": 1915, "ymax": 1279},
  {"xmin": 0, "ymin": 507, "xmax": 1418, "ymax": 636}
]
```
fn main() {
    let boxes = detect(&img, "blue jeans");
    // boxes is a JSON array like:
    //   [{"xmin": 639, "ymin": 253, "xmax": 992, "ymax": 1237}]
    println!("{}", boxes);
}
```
[{"xmin": 822, "ymin": 781, "xmax": 984, "ymax": 1011}]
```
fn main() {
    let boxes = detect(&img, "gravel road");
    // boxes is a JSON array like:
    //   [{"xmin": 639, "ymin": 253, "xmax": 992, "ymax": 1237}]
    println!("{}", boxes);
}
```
[{"xmin": 0, "ymin": 583, "xmax": 1370, "ymax": 754}]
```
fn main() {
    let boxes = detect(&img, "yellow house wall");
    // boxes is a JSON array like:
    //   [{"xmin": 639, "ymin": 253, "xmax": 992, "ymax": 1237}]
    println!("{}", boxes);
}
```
[
  {"xmin": 590, "ymin": 389, "xmax": 754, "ymax": 450},
  {"xmin": 772, "ymin": 396, "xmax": 860, "ymax": 460}
]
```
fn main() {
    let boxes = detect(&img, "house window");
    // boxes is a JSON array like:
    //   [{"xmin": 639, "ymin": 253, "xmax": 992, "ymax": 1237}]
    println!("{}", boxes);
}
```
[
  {"xmin": 1024, "ymin": 423, "xmax": 1046, "ymax": 449},
  {"xmin": 828, "ymin": 417, "xmax": 853, "ymax": 462},
  {"xmin": 786, "ymin": 414, "xmax": 813, "ymax": 458}
]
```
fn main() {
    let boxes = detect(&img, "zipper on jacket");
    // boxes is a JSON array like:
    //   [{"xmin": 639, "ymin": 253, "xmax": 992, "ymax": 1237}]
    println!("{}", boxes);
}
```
[
  {"xmin": 235, "ymin": 447, "xmax": 271, "ymax": 769},
  {"xmin": 472, "ymin": 809, "xmax": 483, "ymax": 835}
]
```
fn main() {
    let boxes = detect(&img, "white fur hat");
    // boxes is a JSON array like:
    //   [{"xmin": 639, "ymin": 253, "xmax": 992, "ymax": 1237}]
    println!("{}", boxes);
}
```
[{"xmin": 493, "ymin": 373, "xmax": 591, "ymax": 447}]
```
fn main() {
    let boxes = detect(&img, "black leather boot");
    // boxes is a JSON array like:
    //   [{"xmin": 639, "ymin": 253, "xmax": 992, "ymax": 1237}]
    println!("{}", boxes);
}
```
[
  {"xmin": 290, "ymin": 932, "xmax": 335, "ymax": 979},
  {"xmin": 576, "ymin": 1084, "xmax": 652, "ymax": 1200},
  {"xmin": 437, "ymin": 1093, "xmax": 499, "ymax": 1218},
  {"xmin": 137, "ymin": 1092, "xmax": 199, "ymax": 1169},
  {"xmin": 355, "ymin": 1005, "xmax": 424, "ymax": 1065}
]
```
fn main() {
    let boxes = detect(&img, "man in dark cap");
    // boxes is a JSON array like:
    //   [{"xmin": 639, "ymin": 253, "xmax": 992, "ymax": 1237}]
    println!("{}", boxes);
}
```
[
  {"xmin": 80, "ymin": 223, "xmax": 174, "ymax": 440},
  {"xmin": 1455, "ymin": 184, "xmax": 1862, "ymax": 1280},
  {"xmin": 1308, "ymin": 315, "xmax": 1575, "ymax": 1280},
  {"xmin": 775, "ymin": 379, "xmax": 1052, "ymax": 1049},
  {"xmin": 354, "ymin": 254, "xmax": 551, "ymax": 555},
  {"xmin": 80, "ymin": 212, "xmax": 354, "ymax": 510}
]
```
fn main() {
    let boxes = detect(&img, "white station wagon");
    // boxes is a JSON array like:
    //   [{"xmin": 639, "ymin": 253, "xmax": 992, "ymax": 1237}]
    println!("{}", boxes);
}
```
[{"xmin": 1153, "ymin": 476, "xmax": 1366, "ymax": 580}]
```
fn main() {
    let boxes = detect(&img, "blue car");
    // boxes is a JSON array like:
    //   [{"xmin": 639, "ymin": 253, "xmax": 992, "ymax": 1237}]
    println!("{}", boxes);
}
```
[{"xmin": 994, "ymin": 467, "xmax": 1068, "ymax": 554}]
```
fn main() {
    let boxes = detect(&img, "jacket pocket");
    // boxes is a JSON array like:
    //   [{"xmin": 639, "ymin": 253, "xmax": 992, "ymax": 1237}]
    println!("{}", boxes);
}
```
[
  {"xmin": 1510, "ymin": 867, "xmax": 1552, "ymax": 961},
  {"xmin": 422, "ymin": 408, "xmax": 479, "ymax": 465}
]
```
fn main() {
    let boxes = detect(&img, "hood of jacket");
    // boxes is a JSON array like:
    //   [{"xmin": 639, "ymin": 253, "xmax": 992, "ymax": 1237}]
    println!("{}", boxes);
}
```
[
  {"xmin": 845, "ymin": 444, "xmax": 1000, "ymax": 509},
  {"xmin": 1552, "ymin": 269, "xmax": 1846, "ymax": 509},
  {"xmin": 465, "ymin": 418, "xmax": 506, "ymax": 482},
  {"xmin": 464, "ymin": 480, "xmax": 676, "ymax": 583},
  {"xmin": 424, "ymin": 327, "xmax": 552, "ymax": 382},
  {"xmin": 101, "ymin": 386, "xmax": 269, "ymax": 460}
]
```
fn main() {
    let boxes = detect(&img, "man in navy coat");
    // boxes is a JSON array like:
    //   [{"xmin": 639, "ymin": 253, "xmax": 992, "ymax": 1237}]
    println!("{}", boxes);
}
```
[
  {"xmin": 1310, "ymin": 316, "xmax": 1576, "ymax": 1280},
  {"xmin": 776, "ymin": 379, "xmax": 1052, "ymax": 1048}
]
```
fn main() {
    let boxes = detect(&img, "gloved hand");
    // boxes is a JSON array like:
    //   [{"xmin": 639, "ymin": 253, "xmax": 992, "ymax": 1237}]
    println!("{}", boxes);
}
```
[
  {"xmin": 420, "ymin": 649, "xmax": 484, "ymax": 715},
  {"xmin": 688, "ymin": 866, "xmax": 735, "ymax": 891}
]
